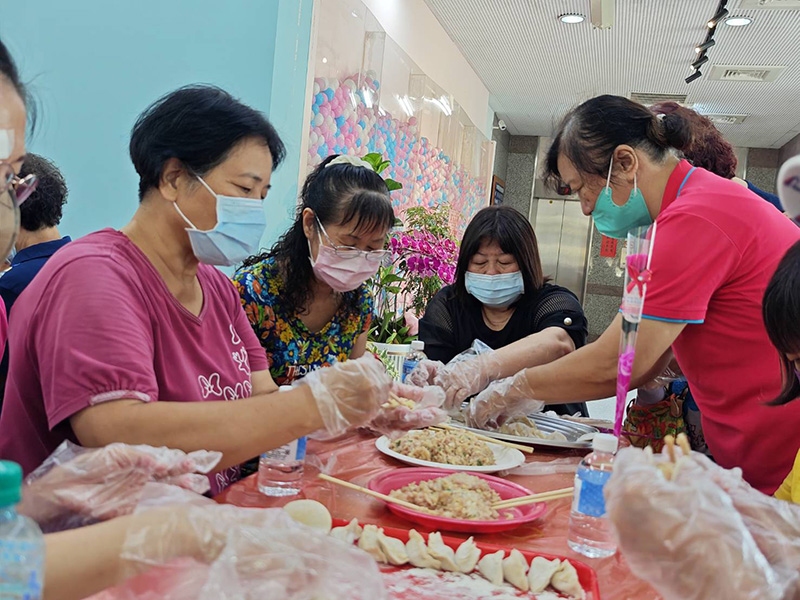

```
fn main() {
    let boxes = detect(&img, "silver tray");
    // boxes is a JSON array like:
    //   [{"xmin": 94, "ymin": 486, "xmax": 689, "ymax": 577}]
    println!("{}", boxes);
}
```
[{"xmin": 451, "ymin": 413, "xmax": 598, "ymax": 450}]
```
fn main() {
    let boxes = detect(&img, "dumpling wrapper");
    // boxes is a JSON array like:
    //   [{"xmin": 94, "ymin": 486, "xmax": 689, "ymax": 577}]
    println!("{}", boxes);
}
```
[
  {"xmin": 502, "ymin": 548, "xmax": 529, "ymax": 592},
  {"xmin": 330, "ymin": 518, "xmax": 363, "ymax": 545},
  {"xmin": 477, "ymin": 550, "xmax": 505, "ymax": 586},
  {"xmin": 551, "ymin": 559, "xmax": 585, "ymax": 599},
  {"xmin": 427, "ymin": 531, "xmax": 459, "ymax": 572},
  {"xmin": 528, "ymin": 556, "xmax": 561, "ymax": 593},
  {"xmin": 358, "ymin": 524, "xmax": 387, "ymax": 563},
  {"xmin": 454, "ymin": 536, "xmax": 481, "ymax": 573},
  {"xmin": 377, "ymin": 531, "xmax": 409, "ymax": 566},
  {"xmin": 282, "ymin": 499, "xmax": 333, "ymax": 533},
  {"xmin": 406, "ymin": 529, "xmax": 441, "ymax": 569}
]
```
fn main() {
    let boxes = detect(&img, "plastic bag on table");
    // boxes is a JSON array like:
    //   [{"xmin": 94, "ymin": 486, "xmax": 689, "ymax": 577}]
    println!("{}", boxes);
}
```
[
  {"xmin": 20, "ymin": 441, "xmax": 221, "ymax": 533},
  {"xmin": 92, "ymin": 485, "xmax": 385, "ymax": 600},
  {"xmin": 605, "ymin": 446, "xmax": 799, "ymax": 600},
  {"xmin": 499, "ymin": 456, "xmax": 581, "ymax": 477}
]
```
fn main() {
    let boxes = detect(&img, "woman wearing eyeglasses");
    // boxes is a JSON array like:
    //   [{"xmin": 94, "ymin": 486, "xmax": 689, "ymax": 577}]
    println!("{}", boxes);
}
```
[{"xmin": 234, "ymin": 154, "xmax": 394, "ymax": 385}]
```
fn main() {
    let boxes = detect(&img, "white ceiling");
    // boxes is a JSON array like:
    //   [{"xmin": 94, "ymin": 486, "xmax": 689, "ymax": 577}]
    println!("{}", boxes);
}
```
[{"xmin": 423, "ymin": 0, "xmax": 800, "ymax": 148}]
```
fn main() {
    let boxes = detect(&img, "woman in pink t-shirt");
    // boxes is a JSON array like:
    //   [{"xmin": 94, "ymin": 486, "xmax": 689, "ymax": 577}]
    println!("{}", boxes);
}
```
[
  {"xmin": 0, "ymin": 85, "xmax": 419, "ymax": 491},
  {"xmin": 451, "ymin": 95, "xmax": 800, "ymax": 494}
]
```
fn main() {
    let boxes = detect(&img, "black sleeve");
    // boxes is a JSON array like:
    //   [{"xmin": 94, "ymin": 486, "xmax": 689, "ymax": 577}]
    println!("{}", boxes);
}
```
[
  {"xmin": 533, "ymin": 288, "xmax": 588, "ymax": 349},
  {"xmin": 418, "ymin": 290, "xmax": 459, "ymax": 363}
]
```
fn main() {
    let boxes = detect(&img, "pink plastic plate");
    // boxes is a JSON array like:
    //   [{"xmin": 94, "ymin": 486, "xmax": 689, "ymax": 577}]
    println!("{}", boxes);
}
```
[{"xmin": 367, "ymin": 467, "xmax": 547, "ymax": 533}]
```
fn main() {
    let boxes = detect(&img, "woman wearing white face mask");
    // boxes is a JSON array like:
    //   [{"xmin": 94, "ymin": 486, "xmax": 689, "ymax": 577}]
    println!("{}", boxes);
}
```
[
  {"xmin": 234, "ymin": 154, "xmax": 395, "ymax": 385},
  {"xmin": 413, "ymin": 206, "xmax": 588, "ymax": 416}
]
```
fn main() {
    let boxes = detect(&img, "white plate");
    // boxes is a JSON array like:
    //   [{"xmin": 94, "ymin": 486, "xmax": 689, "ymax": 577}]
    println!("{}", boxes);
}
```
[
  {"xmin": 375, "ymin": 435, "xmax": 525, "ymax": 474},
  {"xmin": 450, "ymin": 414, "xmax": 599, "ymax": 450}
]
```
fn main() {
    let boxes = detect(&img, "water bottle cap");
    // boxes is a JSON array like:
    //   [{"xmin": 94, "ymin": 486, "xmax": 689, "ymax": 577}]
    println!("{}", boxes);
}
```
[
  {"xmin": 0, "ymin": 460, "xmax": 22, "ymax": 506},
  {"xmin": 411, "ymin": 340, "xmax": 425, "ymax": 351},
  {"xmin": 592, "ymin": 433, "xmax": 619, "ymax": 454}
]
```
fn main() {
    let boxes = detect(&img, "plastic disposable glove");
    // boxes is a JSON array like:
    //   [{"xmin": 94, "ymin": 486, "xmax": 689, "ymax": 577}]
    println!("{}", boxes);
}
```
[
  {"xmin": 21, "ymin": 441, "xmax": 221, "ymax": 532},
  {"xmin": 434, "ymin": 350, "xmax": 505, "ymax": 411},
  {"xmin": 117, "ymin": 502, "xmax": 385, "ymax": 600},
  {"xmin": 465, "ymin": 370, "xmax": 543, "ymax": 429},
  {"xmin": 605, "ymin": 447, "xmax": 799, "ymax": 600},
  {"xmin": 405, "ymin": 359, "xmax": 443, "ymax": 387},
  {"xmin": 367, "ymin": 382, "xmax": 447, "ymax": 437},
  {"xmin": 299, "ymin": 354, "xmax": 392, "ymax": 438}
]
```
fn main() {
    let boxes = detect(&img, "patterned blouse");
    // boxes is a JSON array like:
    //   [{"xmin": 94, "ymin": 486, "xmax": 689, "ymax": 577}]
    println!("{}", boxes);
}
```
[{"xmin": 233, "ymin": 257, "xmax": 373, "ymax": 385}]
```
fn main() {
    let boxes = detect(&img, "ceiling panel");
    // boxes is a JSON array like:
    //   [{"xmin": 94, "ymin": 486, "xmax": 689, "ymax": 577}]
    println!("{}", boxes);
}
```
[{"xmin": 423, "ymin": 0, "xmax": 800, "ymax": 148}]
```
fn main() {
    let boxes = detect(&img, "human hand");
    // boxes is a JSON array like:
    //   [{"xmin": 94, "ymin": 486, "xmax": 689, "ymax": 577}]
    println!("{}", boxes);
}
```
[
  {"xmin": 301, "ymin": 355, "xmax": 392, "ymax": 437},
  {"xmin": 405, "ymin": 359, "xmax": 443, "ymax": 387},
  {"xmin": 367, "ymin": 382, "xmax": 447, "ymax": 437},
  {"xmin": 434, "ymin": 350, "xmax": 503, "ymax": 411},
  {"xmin": 465, "ymin": 370, "xmax": 543, "ymax": 429}
]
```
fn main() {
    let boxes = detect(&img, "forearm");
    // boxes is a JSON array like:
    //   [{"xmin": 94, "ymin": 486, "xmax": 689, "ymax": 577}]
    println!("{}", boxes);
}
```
[
  {"xmin": 490, "ymin": 327, "xmax": 575, "ymax": 379},
  {"xmin": 71, "ymin": 387, "xmax": 323, "ymax": 470}
]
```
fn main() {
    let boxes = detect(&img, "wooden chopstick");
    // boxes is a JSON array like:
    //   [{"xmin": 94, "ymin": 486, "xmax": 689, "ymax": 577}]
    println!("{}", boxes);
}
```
[
  {"xmin": 317, "ymin": 473, "xmax": 427, "ymax": 512},
  {"xmin": 492, "ymin": 486, "xmax": 575, "ymax": 508},
  {"xmin": 433, "ymin": 423, "xmax": 534, "ymax": 454}
]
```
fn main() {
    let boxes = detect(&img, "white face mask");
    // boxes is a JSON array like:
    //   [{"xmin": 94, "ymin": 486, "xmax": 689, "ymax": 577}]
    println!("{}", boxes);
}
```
[{"xmin": 174, "ymin": 176, "xmax": 266, "ymax": 267}]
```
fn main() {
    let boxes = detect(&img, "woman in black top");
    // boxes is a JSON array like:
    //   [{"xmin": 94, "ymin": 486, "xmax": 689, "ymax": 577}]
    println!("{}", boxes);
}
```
[{"xmin": 417, "ymin": 206, "xmax": 588, "ymax": 416}]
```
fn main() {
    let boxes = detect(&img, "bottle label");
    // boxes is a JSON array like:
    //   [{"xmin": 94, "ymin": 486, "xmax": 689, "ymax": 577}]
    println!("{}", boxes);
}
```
[
  {"xmin": 0, "ymin": 540, "xmax": 43, "ymax": 599},
  {"xmin": 573, "ymin": 470, "xmax": 611, "ymax": 518},
  {"xmin": 402, "ymin": 359, "xmax": 419, "ymax": 382},
  {"xmin": 261, "ymin": 437, "xmax": 306, "ymax": 462}
]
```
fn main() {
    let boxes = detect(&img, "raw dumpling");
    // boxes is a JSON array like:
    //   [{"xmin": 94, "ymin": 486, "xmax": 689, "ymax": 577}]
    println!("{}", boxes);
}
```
[
  {"xmin": 282, "ymin": 499, "xmax": 333, "ymax": 533},
  {"xmin": 502, "ymin": 548, "xmax": 529, "ymax": 592},
  {"xmin": 551, "ymin": 559, "xmax": 585, "ymax": 599},
  {"xmin": 377, "ymin": 531, "xmax": 409, "ymax": 566},
  {"xmin": 477, "ymin": 550, "xmax": 505, "ymax": 586},
  {"xmin": 528, "ymin": 556, "xmax": 561, "ymax": 593},
  {"xmin": 330, "ymin": 518, "xmax": 362, "ymax": 544},
  {"xmin": 358, "ymin": 524, "xmax": 387, "ymax": 563},
  {"xmin": 454, "ymin": 536, "xmax": 481, "ymax": 573},
  {"xmin": 427, "ymin": 531, "xmax": 459, "ymax": 572},
  {"xmin": 406, "ymin": 529, "xmax": 441, "ymax": 569}
]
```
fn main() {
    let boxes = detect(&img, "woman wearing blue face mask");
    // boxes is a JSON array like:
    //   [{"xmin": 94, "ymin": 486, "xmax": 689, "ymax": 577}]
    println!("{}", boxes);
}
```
[{"xmin": 415, "ymin": 205, "xmax": 588, "ymax": 416}]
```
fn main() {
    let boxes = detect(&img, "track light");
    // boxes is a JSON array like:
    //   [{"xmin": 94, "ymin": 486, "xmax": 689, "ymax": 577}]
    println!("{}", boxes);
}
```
[
  {"xmin": 695, "ymin": 39, "xmax": 716, "ymax": 53},
  {"xmin": 692, "ymin": 55, "xmax": 709, "ymax": 70},
  {"xmin": 708, "ymin": 8, "xmax": 729, "ymax": 28},
  {"xmin": 686, "ymin": 70, "xmax": 703, "ymax": 84}
]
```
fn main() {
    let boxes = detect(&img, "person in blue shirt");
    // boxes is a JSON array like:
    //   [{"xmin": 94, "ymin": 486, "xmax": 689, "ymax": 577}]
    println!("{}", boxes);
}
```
[{"xmin": 0, "ymin": 153, "xmax": 70, "ymax": 314}]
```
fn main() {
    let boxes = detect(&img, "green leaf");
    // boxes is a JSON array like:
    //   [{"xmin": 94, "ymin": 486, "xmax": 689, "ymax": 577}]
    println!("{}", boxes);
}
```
[
  {"xmin": 386, "ymin": 331, "xmax": 398, "ymax": 344},
  {"xmin": 385, "ymin": 179, "xmax": 403, "ymax": 191},
  {"xmin": 376, "ymin": 160, "xmax": 391, "ymax": 174},
  {"xmin": 362, "ymin": 153, "xmax": 382, "ymax": 170},
  {"xmin": 385, "ymin": 285, "xmax": 402, "ymax": 294},
  {"xmin": 381, "ymin": 273, "xmax": 404, "ymax": 284}
]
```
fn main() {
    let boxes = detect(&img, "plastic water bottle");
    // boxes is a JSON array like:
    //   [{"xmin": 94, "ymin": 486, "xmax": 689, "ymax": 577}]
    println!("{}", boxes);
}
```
[
  {"xmin": 0, "ymin": 461, "xmax": 44, "ymax": 600},
  {"xmin": 258, "ymin": 386, "xmax": 307, "ymax": 497},
  {"xmin": 402, "ymin": 340, "xmax": 427, "ymax": 382},
  {"xmin": 567, "ymin": 433, "xmax": 619, "ymax": 558}
]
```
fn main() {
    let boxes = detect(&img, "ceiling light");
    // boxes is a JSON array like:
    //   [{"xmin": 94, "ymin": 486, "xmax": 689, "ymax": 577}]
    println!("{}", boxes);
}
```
[
  {"xmin": 725, "ymin": 16, "xmax": 753, "ymax": 27},
  {"xmin": 708, "ymin": 7, "xmax": 729, "ymax": 28},
  {"xmin": 558, "ymin": 13, "xmax": 585, "ymax": 24},
  {"xmin": 686, "ymin": 70, "xmax": 703, "ymax": 84},
  {"xmin": 692, "ymin": 55, "xmax": 709, "ymax": 70},
  {"xmin": 695, "ymin": 39, "xmax": 716, "ymax": 53},
  {"xmin": 322, "ymin": 57, "xmax": 328, "ymax": 64}
]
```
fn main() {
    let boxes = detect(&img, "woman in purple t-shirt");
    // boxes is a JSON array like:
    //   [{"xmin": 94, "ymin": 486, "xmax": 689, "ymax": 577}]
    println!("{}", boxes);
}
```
[{"xmin": 0, "ymin": 85, "xmax": 401, "ymax": 492}]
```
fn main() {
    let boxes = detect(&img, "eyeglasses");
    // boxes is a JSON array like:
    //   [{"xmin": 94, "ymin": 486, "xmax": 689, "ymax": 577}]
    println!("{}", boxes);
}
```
[
  {"xmin": 1, "ymin": 162, "xmax": 39, "ymax": 207},
  {"xmin": 316, "ymin": 217, "xmax": 389, "ymax": 263}
]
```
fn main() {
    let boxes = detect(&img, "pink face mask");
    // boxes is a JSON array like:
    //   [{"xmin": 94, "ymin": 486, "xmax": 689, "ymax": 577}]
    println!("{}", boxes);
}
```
[{"xmin": 308, "ymin": 222, "xmax": 384, "ymax": 293}]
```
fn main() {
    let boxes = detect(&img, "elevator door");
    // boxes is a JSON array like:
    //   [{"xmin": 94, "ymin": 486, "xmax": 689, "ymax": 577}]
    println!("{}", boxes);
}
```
[{"xmin": 529, "ymin": 199, "xmax": 591, "ymax": 304}]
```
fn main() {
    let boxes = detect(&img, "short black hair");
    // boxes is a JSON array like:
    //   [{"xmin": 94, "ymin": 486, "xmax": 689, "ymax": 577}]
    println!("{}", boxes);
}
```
[
  {"xmin": 544, "ymin": 95, "xmax": 693, "ymax": 190},
  {"xmin": 129, "ymin": 85, "xmax": 286, "ymax": 200},
  {"xmin": 0, "ymin": 37, "xmax": 36, "ymax": 131},
  {"xmin": 454, "ymin": 205, "xmax": 548, "ymax": 300},
  {"xmin": 763, "ymin": 240, "xmax": 800, "ymax": 405},
  {"xmin": 18, "ymin": 154, "xmax": 67, "ymax": 231}
]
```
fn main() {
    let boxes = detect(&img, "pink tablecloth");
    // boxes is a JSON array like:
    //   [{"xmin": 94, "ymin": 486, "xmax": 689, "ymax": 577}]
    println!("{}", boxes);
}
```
[{"xmin": 216, "ymin": 432, "xmax": 662, "ymax": 600}]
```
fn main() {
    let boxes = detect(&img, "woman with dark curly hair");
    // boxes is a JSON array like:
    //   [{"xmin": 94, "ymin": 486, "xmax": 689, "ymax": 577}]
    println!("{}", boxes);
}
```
[{"xmin": 234, "ymin": 155, "xmax": 395, "ymax": 385}]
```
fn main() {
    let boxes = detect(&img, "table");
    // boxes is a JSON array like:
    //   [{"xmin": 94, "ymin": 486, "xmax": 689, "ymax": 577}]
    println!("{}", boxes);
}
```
[{"xmin": 216, "ymin": 432, "xmax": 662, "ymax": 600}]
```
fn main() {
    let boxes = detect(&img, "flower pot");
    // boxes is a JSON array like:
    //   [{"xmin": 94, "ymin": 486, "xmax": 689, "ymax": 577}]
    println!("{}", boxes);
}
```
[{"xmin": 368, "ymin": 342, "xmax": 412, "ymax": 382}]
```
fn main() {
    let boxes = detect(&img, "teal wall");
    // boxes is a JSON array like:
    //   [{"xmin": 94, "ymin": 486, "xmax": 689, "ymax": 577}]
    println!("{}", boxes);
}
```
[{"xmin": 3, "ymin": 0, "xmax": 312, "ymax": 247}]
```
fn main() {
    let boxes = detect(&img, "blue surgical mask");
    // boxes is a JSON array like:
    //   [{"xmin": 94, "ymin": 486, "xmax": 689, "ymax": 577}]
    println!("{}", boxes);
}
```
[
  {"xmin": 465, "ymin": 271, "xmax": 524, "ymax": 308},
  {"xmin": 174, "ymin": 177, "xmax": 266, "ymax": 267},
  {"xmin": 592, "ymin": 155, "xmax": 653, "ymax": 240}
]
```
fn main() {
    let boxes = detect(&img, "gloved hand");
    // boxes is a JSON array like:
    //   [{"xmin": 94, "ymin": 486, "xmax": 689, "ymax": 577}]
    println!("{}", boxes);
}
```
[
  {"xmin": 405, "ymin": 359, "xmax": 443, "ymax": 387},
  {"xmin": 433, "ymin": 350, "xmax": 504, "ymax": 411},
  {"xmin": 300, "ymin": 354, "xmax": 392, "ymax": 438},
  {"xmin": 465, "ymin": 370, "xmax": 543, "ymax": 429},
  {"xmin": 605, "ymin": 447, "xmax": 800, "ymax": 600},
  {"xmin": 20, "ymin": 441, "xmax": 221, "ymax": 531},
  {"xmin": 367, "ymin": 382, "xmax": 447, "ymax": 437},
  {"xmin": 118, "ymin": 502, "xmax": 385, "ymax": 600}
]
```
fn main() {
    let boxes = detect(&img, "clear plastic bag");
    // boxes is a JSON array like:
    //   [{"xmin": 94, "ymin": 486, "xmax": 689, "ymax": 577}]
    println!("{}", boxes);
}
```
[
  {"xmin": 20, "ymin": 441, "xmax": 221, "ymax": 532},
  {"xmin": 605, "ymin": 446, "xmax": 800, "ymax": 600}
]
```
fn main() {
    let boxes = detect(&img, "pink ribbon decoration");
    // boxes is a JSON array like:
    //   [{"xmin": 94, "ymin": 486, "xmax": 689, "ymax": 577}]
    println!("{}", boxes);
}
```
[{"xmin": 626, "ymin": 256, "xmax": 651, "ymax": 296}]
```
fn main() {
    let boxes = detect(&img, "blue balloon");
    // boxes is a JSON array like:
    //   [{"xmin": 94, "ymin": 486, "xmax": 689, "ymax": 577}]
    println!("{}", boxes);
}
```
[
  {"xmin": 356, "ymin": 139, "xmax": 362, "ymax": 147},
  {"xmin": 324, "ymin": 88, "xmax": 334, "ymax": 101},
  {"xmin": 318, "ymin": 144, "xmax": 328, "ymax": 157},
  {"xmin": 315, "ymin": 93, "xmax": 325, "ymax": 106},
  {"xmin": 335, "ymin": 116, "xmax": 346, "ymax": 128}
]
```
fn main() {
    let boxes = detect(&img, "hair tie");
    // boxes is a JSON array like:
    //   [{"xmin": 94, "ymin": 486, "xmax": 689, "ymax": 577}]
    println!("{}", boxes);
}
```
[
  {"xmin": 656, "ymin": 113, "xmax": 667, "ymax": 122},
  {"xmin": 325, "ymin": 154, "xmax": 374, "ymax": 170}
]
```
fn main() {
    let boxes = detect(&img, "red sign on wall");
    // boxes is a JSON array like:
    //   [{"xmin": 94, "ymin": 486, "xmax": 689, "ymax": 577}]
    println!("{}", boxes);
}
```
[{"xmin": 600, "ymin": 235, "xmax": 618, "ymax": 258}]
